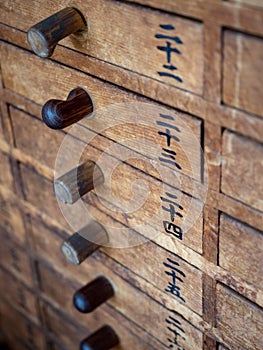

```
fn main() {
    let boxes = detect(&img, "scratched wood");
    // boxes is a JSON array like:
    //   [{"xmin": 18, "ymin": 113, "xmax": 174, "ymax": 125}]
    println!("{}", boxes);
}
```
[
  {"xmin": 223, "ymin": 30, "xmax": 263, "ymax": 118},
  {"xmin": 0, "ymin": 301, "xmax": 45, "ymax": 350},
  {"xmin": 216, "ymin": 284, "xmax": 263, "ymax": 350},
  {"xmin": 1, "ymin": 43, "xmax": 203, "ymax": 183},
  {"xmin": 0, "ymin": 267, "xmax": 39, "ymax": 324},
  {"xmin": 219, "ymin": 214, "xmax": 263, "ymax": 289},
  {"xmin": 37, "ymin": 263, "xmax": 162, "ymax": 350},
  {"xmin": 0, "ymin": 0, "xmax": 204, "ymax": 95},
  {"xmin": 221, "ymin": 130, "xmax": 263, "ymax": 212}
]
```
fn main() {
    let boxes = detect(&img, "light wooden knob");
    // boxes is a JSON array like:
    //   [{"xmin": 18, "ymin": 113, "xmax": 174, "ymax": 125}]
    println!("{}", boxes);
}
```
[
  {"xmin": 61, "ymin": 222, "xmax": 108, "ymax": 265},
  {"xmin": 80, "ymin": 326, "xmax": 119, "ymax": 350},
  {"xmin": 42, "ymin": 87, "xmax": 93, "ymax": 129},
  {"xmin": 54, "ymin": 160, "xmax": 104, "ymax": 204},
  {"xmin": 73, "ymin": 276, "xmax": 114, "ymax": 313},
  {"xmin": 27, "ymin": 7, "xmax": 86, "ymax": 58}
]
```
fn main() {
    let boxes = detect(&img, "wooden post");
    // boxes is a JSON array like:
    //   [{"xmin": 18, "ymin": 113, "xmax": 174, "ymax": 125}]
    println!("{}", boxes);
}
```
[{"xmin": 80, "ymin": 326, "xmax": 119, "ymax": 350}]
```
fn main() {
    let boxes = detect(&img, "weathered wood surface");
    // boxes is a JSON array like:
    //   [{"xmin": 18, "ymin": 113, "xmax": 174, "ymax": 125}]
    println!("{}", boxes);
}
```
[
  {"xmin": 0, "ymin": 233, "xmax": 33, "ymax": 287},
  {"xmin": 222, "ymin": 130, "xmax": 263, "ymax": 212},
  {"xmin": 1, "ymin": 43, "xmax": 203, "ymax": 183},
  {"xmin": 219, "ymin": 214, "xmax": 263, "ymax": 289},
  {"xmin": 223, "ymin": 30, "xmax": 263, "ymax": 117},
  {"xmin": 0, "ymin": 301, "xmax": 45, "ymax": 350},
  {"xmin": 216, "ymin": 284, "xmax": 263, "ymax": 350},
  {"xmin": 0, "ymin": 267, "xmax": 39, "ymax": 324},
  {"xmin": 1, "ymin": 0, "xmax": 204, "ymax": 95},
  {"xmin": 37, "ymin": 263, "xmax": 162, "ymax": 350}
]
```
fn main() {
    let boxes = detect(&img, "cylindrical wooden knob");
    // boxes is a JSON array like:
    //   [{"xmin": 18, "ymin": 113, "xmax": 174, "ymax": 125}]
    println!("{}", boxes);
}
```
[
  {"xmin": 73, "ymin": 276, "xmax": 114, "ymax": 313},
  {"xmin": 42, "ymin": 87, "xmax": 93, "ymax": 129},
  {"xmin": 80, "ymin": 325, "xmax": 119, "ymax": 350},
  {"xmin": 27, "ymin": 7, "xmax": 86, "ymax": 58},
  {"xmin": 54, "ymin": 160, "xmax": 104, "ymax": 204},
  {"xmin": 61, "ymin": 222, "xmax": 109, "ymax": 265}
]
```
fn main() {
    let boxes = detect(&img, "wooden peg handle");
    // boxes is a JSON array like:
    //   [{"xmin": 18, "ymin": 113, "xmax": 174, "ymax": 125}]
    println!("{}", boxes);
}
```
[
  {"xmin": 73, "ymin": 276, "xmax": 114, "ymax": 313},
  {"xmin": 80, "ymin": 325, "xmax": 119, "ymax": 350},
  {"xmin": 42, "ymin": 87, "xmax": 93, "ymax": 129},
  {"xmin": 61, "ymin": 222, "xmax": 109, "ymax": 265},
  {"xmin": 54, "ymin": 160, "xmax": 104, "ymax": 204},
  {"xmin": 27, "ymin": 7, "xmax": 86, "ymax": 58}
]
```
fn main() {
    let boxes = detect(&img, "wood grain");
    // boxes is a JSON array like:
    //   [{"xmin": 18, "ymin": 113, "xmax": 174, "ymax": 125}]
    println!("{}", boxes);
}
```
[
  {"xmin": 223, "ymin": 30, "xmax": 263, "ymax": 118},
  {"xmin": 219, "ymin": 214, "xmax": 263, "ymax": 289},
  {"xmin": 0, "ymin": 235, "xmax": 33, "ymax": 287},
  {"xmin": 1, "ymin": 0, "xmax": 204, "ymax": 95},
  {"xmin": 216, "ymin": 284, "xmax": 263, "ymax": 350},
  {"xmin": 221, "ymin": 130, "xmax": 263, "ymax": 212},
  {"xmin": 1, "ymin": 43, "xmax": 203, "ymax": 182},
  {"xmin": 0, "ymin": 301, "xmax": 45, "ymax": 350},
  {"xmin": 0, "ymin": 267, "xmax": 39, "ymax": 324}
]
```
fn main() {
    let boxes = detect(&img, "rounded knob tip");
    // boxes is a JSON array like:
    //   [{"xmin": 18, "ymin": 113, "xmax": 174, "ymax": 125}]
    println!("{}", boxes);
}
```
[
  {"xmin": 80, "ymin": 325, "xmax": 119, "ymax": 350},
  {"xmin": 73, "ymin": 276, "xmax": 114, "ymax": 313},
  {"xmin": 27, "ymin": 28, "xmax": 54, "ymax": 58}
]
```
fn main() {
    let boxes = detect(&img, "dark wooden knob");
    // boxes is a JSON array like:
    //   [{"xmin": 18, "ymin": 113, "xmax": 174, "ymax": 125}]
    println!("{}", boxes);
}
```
[
  {"xmin": 27, "ymin": 7, "xmax": 86, "ymax": 58},
  {"xmin": 61, "ymin": 222, "xmax": 109, "ymax": 265},
  {"xmin": 73, "ymin": 276, "xmax": 114, "ymax": 313},
  {"xmin": 80, "ymin": 325, "xmax": 119, "ymax": 350},
  {"xmin": 42, "ymin": 87, "xmax": 93, "ymax": 129},
  {"xmin": 54, "ymin": 160, "xmax": 103, "ymax": 204}
]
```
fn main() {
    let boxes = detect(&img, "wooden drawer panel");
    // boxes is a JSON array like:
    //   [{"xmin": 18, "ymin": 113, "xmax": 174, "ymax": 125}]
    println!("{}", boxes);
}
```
[
  {"xmin": 221, "ymin": 130, "xmax": 263, "ymax": 211},
  {"xmin": 2, "ymin": 43, "xmax": 203, "ymax": 183},
  {"xmin": 0, "ymin": 189, "xmax": 26, "ymax": 243},
  {"xmin": 0, "ymin": 301, "xmax": 45, "ymax": 350},
  {"xmin": 219, "ymin": 214, "xmax": 263, "ymax": 289},
  {"xmin": 37, "ymin": 263, "xmax": 160, "ymax": 350},
  {"xmin": 20, "ymin": 163, "xmax": 67, "ymax": 227},
  {"xmin": 223, "ymin": 30, "xmax": 263, "ymax": 117},
  {"xmin": 216, "ymin": 284, "xmax": 263, "ymax": 350},
  {"xmin": 10, "ymin": 106, "xmax": 64, "ymax": 169},
  {"xmin": 0, "ymin": 235, "xmax": 33, "ymax": 287},
  {"xmin": 0, "ymin": 267, "xmax": 39, "ymax": 324},
  {"xmin": 0, "ymin": 0, "xmax": 204, "ymax": 95}
]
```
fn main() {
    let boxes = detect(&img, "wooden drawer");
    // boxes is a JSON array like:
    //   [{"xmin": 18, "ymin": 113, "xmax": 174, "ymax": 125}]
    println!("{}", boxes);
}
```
[
  {"xmin": 2, "ymin": 43, "xmax": 203, "ymax": 183},
  {"xmin": 216, "ymin": 284, "xmax": 263, "ymax": 350},
  {"xmin": 222, "ymin": 130, "xmax": 263, "ymax": 211},
  {"xmin": 223, "ymin": 30, "xmax": 263, "ymax": 117},
  {"xmin": 0, "ymin": 0, "xmax": 204, "ymax": 95},
  {"xmin": 219, "ymin": 214, "xmax": 263, "ymax": 289}
]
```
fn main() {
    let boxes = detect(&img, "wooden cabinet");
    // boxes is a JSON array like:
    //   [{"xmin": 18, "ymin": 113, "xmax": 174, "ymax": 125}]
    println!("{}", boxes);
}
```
[{"xmin": 0, "ymin": 1, "xmax": 262, "ymax": 349}]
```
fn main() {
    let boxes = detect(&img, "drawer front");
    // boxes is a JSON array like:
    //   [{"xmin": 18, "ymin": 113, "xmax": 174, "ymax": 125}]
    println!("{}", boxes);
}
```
[
  {"xmin": 0, "ymin": 1, "xmax": 263, "ymax": 350},
  {"xmin": 0, "ymin": 0, "xmax": 204, "ymax": 95}
]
